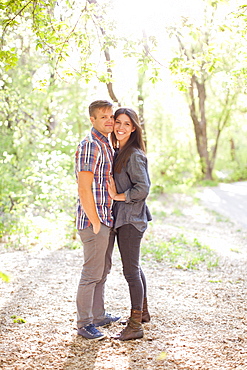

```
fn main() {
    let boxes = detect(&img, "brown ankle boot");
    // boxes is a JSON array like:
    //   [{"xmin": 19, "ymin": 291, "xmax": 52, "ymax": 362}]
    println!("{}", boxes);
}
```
[
  {"xmin": 114, "ymin": 309, "xmax": 143, "ymax": 341},
  {"xmin": 142, "ymin": 297, "xmax": 151, "ymax": 323}
]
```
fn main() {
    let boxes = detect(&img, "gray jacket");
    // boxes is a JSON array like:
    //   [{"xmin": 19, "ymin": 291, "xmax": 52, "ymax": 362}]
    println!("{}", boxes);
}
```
[{"xmin": 113, "ymin": 148, "xmax": 152, "ymax": 232}]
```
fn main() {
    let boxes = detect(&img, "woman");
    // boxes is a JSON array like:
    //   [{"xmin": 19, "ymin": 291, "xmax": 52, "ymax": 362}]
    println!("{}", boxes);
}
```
[{"xmin": 108, "ymin": 107, "xmax": 152, "ymax": 341}]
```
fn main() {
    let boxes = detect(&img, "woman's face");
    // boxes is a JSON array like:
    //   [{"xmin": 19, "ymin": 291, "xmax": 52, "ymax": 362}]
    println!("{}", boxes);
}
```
[{"xmin": 114, "ymin": 114, "xmax": 135, "ymax": 148}]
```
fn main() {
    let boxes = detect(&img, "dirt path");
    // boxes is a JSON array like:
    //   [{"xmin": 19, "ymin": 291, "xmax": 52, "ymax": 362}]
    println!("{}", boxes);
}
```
[
  {"xmin": 0, "ymin": 193, "xmax": 247, "ymax": 370},
  {"xmin": 198, "ymin": 181, "xmax": 247, "ymax": 229}
]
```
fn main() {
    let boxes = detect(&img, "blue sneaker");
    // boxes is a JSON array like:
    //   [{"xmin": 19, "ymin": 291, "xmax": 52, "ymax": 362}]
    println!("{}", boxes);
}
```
[
  {"xmin": 94, "ymin": 313, "xmax": 121, "ymax": 327},
  {"xmin": 77, "ymin": 324, "xmax": 105, "ymax": 340}
]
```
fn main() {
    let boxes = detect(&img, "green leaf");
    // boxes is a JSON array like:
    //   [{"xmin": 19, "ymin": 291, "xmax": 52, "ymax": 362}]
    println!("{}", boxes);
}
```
[{"xmin": 0, "ymin": 272, "xmax": 10, "ymax": 282}]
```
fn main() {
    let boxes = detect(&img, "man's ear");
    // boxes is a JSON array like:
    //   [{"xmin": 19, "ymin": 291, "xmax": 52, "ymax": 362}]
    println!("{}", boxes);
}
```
[{"xmin": 90, "ymin": 116, "xmax": 95, "ymax": 125}]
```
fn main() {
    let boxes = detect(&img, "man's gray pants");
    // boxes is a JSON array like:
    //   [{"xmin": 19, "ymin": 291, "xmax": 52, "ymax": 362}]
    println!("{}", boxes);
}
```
[{"xmin": 76, "ymin": 223, "xmax": 113, "ymax": 328}]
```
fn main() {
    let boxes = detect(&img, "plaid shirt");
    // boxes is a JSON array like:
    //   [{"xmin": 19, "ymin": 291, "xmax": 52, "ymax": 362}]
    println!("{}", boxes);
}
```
[{"xmin": 75, "ymin": 127, "xmax": 114, "ymax": 230}]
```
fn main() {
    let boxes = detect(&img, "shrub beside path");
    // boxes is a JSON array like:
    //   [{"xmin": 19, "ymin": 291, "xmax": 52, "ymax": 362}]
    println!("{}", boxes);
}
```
[{"xmin": 0, "ymin": 192, "xmax": 247, "ymax": 370}]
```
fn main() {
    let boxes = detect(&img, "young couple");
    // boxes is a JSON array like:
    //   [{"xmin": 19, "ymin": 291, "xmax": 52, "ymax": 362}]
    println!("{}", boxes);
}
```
[{"xmin": 75, "ymin": 100, "xmax": 152, "ymax": 341}]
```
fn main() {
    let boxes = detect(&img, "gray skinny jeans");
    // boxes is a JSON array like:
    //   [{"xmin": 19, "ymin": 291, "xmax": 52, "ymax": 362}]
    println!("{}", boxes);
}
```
[
  {"xmin": 109, "ymin": 224, "xmax": 147, "ymax": 311},
  {"xmin": 76, "ymin": 223, "xmax": 113, "ymax": 328}
]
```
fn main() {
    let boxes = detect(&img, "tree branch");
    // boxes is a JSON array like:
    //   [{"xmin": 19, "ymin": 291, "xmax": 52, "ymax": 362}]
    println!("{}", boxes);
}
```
[
  {"xmin": 142, "ymin": 29, "xmax": 164, "ymax": 67},
  {"xmin": 1, "ymin": 0, "xmax": 34, "ymax": 46},
  {"xmin": 87, "ymin": 0, "xmax": 120, "ymax": 105}
]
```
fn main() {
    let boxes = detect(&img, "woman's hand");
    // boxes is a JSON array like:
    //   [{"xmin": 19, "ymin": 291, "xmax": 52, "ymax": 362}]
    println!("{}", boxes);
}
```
[{"xmin": 107, "ymin": 176, "xmax": 117, "ymax": 200}]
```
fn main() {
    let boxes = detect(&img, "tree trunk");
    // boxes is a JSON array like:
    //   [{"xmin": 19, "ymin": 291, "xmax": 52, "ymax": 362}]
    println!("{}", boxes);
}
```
[
  {"xmin": 137, "ymin": 72, "xmax": 147, "ymax": 148},
  {"xmin": 189, "ymin": 75, "xmax": 213, "ymax": 180},
  {"xmin": 230, "ymin": 138, "xmax": 236, "ymax": 162}
]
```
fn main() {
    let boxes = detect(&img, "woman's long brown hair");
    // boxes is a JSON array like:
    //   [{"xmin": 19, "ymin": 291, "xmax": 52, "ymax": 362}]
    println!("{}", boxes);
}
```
[{"xmin": 111, "ymin": 108, "xmax": 146, "ymax": 173}]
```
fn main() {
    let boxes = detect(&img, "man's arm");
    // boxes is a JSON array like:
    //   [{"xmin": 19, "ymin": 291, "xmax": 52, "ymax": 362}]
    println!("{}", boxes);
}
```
[
  {"xmin": 78, "ymin": 171, "xmax": 101, "ymax": 234},
  {"xmin": 108, "ymin": 177, "xmax": 126, "ymax": 201}
]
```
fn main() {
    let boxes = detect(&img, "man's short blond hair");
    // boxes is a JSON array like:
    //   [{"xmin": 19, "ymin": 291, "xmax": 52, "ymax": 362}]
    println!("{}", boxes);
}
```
[{"xmin": 89, "ymin": 100, "xmax": 113, "ymax": 118}]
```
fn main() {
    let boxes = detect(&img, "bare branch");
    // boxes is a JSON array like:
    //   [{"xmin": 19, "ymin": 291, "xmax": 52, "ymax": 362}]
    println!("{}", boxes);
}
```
[
  {"xmin": 142, "ymin": 30, "xmax": 164, "ymax": 67},
  {"xmin": 87, "ymin": 0, "xmax": 120, "ymax": 105}
]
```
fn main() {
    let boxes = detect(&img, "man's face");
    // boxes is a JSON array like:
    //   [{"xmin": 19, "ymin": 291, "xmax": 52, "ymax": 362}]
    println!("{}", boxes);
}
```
[{"xmin": 90, "ymin": 107, "xmax": 114, "ymax": 137}]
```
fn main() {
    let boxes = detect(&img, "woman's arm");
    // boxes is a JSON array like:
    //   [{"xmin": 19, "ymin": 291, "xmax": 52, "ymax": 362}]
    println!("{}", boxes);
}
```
[
  {"xmin": 108, "ymin": 151, "xmax": 150, "ymax": 203},
  {"xmin": 124, "ymin": 151, "xmax": 150, "ymax": 203}
]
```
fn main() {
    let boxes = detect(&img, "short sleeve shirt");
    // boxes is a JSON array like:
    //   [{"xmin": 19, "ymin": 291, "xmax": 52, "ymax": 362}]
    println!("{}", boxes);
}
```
[{"xmin": 75, "ymin": 127, "xmax": 114, "ymax": 230}]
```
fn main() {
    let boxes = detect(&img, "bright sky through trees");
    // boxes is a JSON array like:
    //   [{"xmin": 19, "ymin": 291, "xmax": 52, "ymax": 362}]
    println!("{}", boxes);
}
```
[
  {"xmin": 112, "ymin": 0, "xmax": 246, "ymax": 36},
  {"xmin": 112, "ymin": 0, "xmax": 206, "ymax": 36}
]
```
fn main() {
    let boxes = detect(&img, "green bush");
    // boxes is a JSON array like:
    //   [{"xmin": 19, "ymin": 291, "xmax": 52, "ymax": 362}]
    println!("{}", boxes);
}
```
[{"xmin": 142, "ymin": 233, "xmax": 219, "ymax": 270}]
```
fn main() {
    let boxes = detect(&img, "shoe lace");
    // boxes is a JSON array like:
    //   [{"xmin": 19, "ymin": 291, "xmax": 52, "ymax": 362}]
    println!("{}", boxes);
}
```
[{"xmin": 86, "ymin": 324, "xmax": 100, "ymax": 335}]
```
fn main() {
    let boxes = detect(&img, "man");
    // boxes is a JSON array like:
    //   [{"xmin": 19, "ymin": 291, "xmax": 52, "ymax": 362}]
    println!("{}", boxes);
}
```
[{"xmin": 75, "ymin": 100, "xmax": 120, "ymax": 340}]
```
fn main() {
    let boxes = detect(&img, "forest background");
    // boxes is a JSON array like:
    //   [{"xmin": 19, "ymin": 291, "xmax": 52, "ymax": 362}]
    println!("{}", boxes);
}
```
[{"xmin": 0, "ymin": 0, "xmax": 247, "ymax": 256}]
